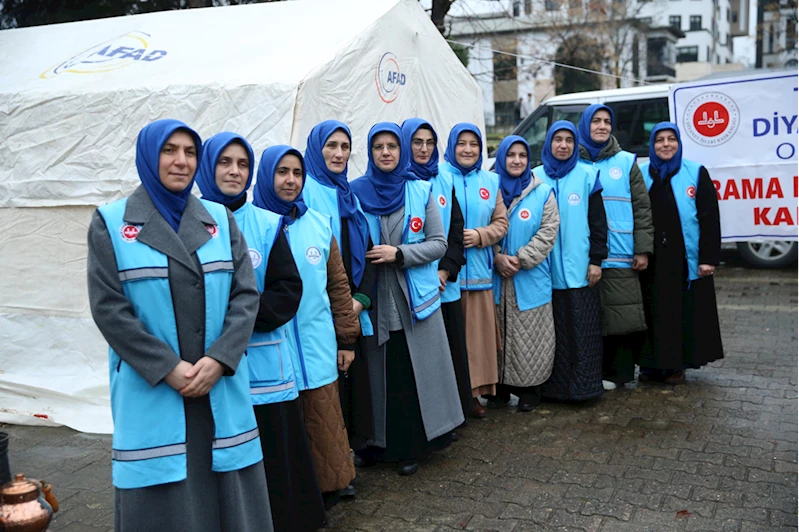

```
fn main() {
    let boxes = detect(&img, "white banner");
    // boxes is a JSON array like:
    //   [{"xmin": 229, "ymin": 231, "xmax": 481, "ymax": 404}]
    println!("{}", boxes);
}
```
[{"xmin": 670, "ymin": 72, "xmax": 798, "ymax": 242}]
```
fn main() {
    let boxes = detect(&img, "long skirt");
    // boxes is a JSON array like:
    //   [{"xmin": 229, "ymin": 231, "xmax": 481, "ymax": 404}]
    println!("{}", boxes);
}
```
[
  {"xmin": 542, "ymin": 287, "xmax": 604, "ymax": 401},
  {"xmin": 299, "ymin": 382, "xmax": 356, "ymax": 493},
  {"xmin": 115, "ymin": 396, "xmax": 273, "ymax": 532},
  {"xmin": 339, "ymin": 339, "xmax": 374, "ymax": 452},
  {"xmin": 254, "ymin": 399, "xmax": 326, "ymax": 532},
  {"xmin": 441, "ymin": 300, "xmax": 473, "ymax": 417},
  {"xmin": 461, "ymin": 289, "xmax": 500, "ymax": 397}
]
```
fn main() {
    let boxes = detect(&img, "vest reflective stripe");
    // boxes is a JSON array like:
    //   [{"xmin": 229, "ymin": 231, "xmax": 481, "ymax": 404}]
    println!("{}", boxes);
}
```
[
  {"xmin": 533, "ymin": 163, "xmax": 598, "ymax": 290},
  {"xmin": 640, "ymin": 160, "xmax": 702, "ymax": 282},
  {"xmin": 494, "ymin": 184, "xmax": 554, "ymax": 311},
  {"xmin": 98, "ymin": 198, "xmax": 262, "ymax": 489},
  {"xmin": 283, "ymin": 209, "xmax": 338, "ymax": 390},
  {"xmin": 428, "ymin": 170, "xmax": 460, "ymax": 303},
  {"xmin": 112, "ymin": 444, "xmax": 186, "ymax": 462},
  {"xmin": 303, "ymin": 175, "xmax": 375, "ymax": 336},
  {"xmin": 364, "ymin": 181, "xmax": 442, "ymax": 321},
  {"xmin": 234, "ymin": 202, "xmax": 299, "ymax": 405},
  {"xmin": 585, "ymin": 151, "xmax": 636, "ymax": 269},
  {"xmin": 439, "ymin": 161, "xmax": 500, "ymax": 292},
  {"xmin": 212, "ymin": 427, "xmax": 260, "ymax": 450},
  {"xmin": 118, "ymin": 267, "xmax": 168, "ymax": 281}
]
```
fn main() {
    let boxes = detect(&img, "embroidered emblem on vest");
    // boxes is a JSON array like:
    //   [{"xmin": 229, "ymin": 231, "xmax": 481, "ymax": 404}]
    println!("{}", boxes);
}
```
[
  {"xmin": 120, "ymin": 224, "xmax": 141, "ymax": 243},
  {"xmin": 686, "ymin": 186, "xmax": 696, "ymax": 198},
  {"xmin": 409, "ymin": 217, "xmax": 423, "ymax": 233},
  {"xmin": 248, "ymin": 249, "xmax": 262, "ymax": 269},
  {"xmin": 568, "ymin": 193, "xmax": 581, "ymax": 206},
  {"xmin": 305, "ymin": 246, "xmax": 322, "ymax": 265},
  {"xmin": 206, "ymin": 224, "xmax": 219, "ymax": 238},
  {"xmin": 609, "ymin": 167, "xmax": 623, "ymax": 179},
  {"xmin": 479, "ymin": 187, "xmax": 490, "ymax": 200},
  {"xmin": 519, "ymin": 209, "xmax": 531, "ymax": 221},
  {"xmin": 438, "ymin": 194, "xmax": 447, "ymax": 208}
]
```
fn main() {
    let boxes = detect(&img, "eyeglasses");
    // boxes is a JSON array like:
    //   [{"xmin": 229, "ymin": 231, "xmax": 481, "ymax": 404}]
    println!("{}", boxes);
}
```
[
  {"xmin": 411, "ymin": 139, "xmax": 437, "ymax": 149},
  {"xmin": 371, "ymin": 143, "xmax": 399, "ymax": 151}
]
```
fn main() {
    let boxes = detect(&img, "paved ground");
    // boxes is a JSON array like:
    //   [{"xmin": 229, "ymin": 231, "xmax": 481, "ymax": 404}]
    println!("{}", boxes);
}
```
[{"xmin": 3, "ymin": 261, "xmax": 797, "ymax": 531}]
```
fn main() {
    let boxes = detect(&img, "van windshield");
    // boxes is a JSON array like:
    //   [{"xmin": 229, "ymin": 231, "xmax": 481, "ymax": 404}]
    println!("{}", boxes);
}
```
[{"xmin": 517, "ymin": 103, "xmax": 588, "ymax": 167}]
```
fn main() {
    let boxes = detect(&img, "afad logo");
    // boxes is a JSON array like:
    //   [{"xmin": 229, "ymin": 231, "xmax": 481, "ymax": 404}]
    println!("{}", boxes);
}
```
[
  {"xmin": 479, "ymin": 188, "xmax": 490, "ymax": 200},
  {"xmin": 40, "ymin": 31, "xmax": 167, "ymax": 79},
  {"xmin": 682, "ymin": 92, "xmax": 740, "ymax": 147},
  {"xmin": 409, "ymin": 217, "xmax": 423, "ymax": 233},
  {"xmin": 375, "ymin": 52, "xmax": 406, "ymax": 104}
]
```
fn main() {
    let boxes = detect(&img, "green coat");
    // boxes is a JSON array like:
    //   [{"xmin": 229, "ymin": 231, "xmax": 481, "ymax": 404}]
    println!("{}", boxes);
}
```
[{"xmin": 580, "ymin": 136, "xmax": 654, "ymax": 336}]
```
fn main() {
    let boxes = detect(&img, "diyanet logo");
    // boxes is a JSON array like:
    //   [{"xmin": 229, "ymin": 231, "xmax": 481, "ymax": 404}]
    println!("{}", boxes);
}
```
[
  {"xmin": 375, "ymin": 52, "xmax": 405, "ymax": 104},
  {"xmin": 40, "ymin": 31, "xmax": 168, "ymax": 79},
  {"xmin": 682, "ymin": 92, "xmax": 740, "ymax": 147}
]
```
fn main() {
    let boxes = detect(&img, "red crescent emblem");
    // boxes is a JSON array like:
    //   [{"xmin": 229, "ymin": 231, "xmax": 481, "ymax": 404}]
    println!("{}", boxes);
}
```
[
  {"xmin": 120, "ymin": 224, "xmax": 140, "ymax": 242},
  {"xmin": 479, "ymin": 187, "xmax": 490, "ymax": 200},
  {"xmin": 409, "ymin": 217, "xmax": 423, "ymax": 233},
  {"xmin": 686, "ymin": 186, "xmax": 696, "ymax": 198},
  {"xmin": 206, "ymin": 224, "xmax": 219, "ymax": 237}
]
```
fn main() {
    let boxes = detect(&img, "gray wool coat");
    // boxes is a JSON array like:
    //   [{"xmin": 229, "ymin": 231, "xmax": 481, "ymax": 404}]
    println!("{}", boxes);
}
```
[
  {"xmin": 365, "ymin": 193, "xmax": 465, "ymax": 447},
  {"xmin": 87, "ymin": 186, "xmax": 273, "ymax": 532}
]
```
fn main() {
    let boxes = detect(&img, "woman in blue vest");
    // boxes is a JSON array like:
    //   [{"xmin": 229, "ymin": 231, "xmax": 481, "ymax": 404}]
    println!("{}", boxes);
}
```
[
  {"xmin": 438, "ymin": 123, "xmax": 509, "ymax": 418},
  {"xmin": 638, "ymin": 122, "xmax": 723, "ymax": 384},
  {"xmin": 493, "ymin": 135, "xmax": 560, "ymax": 412},
  {"xmin": 350, "ymin": 122, "xmax": 464, "ymax": 476},
  {"xmin": 400, "ymin": 118, "xmax": 472, "ymax": 425},
  {"xmin": 252, "ymin": 145, "xmax": 360, "ymax": 509},
  {"xmin": 302, "ymin": 120, "xmax": 376, "ymax": 466},
  {"xmin": 578, "ymin": 104, "xmax": 654, "ymax": 390},
  {"xmin": 533, "ymin": 121, "xmax": 608, "ymax": 402},
  {"xmin": 86, "ymin": 119, "xmax": 273, "ymax": 531},
  {"xmin": 196, "ymin": 133, "xmax": 327, "ymax": 531}
]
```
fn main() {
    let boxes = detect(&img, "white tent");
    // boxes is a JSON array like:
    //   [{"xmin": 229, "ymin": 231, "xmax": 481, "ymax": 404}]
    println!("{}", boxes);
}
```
[{"xmin": 0, "ymin": 0, "xmax": 484, "ymax": 433}]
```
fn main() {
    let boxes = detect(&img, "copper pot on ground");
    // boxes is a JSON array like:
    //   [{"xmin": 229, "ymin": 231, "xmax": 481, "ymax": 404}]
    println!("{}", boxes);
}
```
[{"xmin": 0, "ymin": 474, "xmax": 59, "ymax": 532}]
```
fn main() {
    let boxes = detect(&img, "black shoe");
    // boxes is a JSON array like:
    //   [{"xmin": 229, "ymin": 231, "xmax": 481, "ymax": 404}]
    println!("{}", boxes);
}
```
[
  {"xmin": 322, "ymin": 490, "xmax": 340, "ymax": 510},
  {"xmin": 353, "ymin": 453, "xmax": 376, "ymax": 468},
  {"xmin": 484, "ymin": 394, "xmax": 510, "ymax": 409},
  {"xmin": 339, "ymin": 483, "xmax": 356, "ymax": 498},
  {"xmin": 450, "ymin": 431, "xmax": 460, "ymax": 442},
  {"xmin": 397, "ymin": 460, "xmax": 419, "ymax": 476},
  {"xmin": 518, "ymin": 392, "xmax": 540, "ymax": 412}
]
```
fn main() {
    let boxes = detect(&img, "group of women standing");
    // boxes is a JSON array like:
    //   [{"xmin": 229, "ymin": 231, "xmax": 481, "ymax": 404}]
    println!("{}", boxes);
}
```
[{"xmin": 87, "ymin": 108, "xmax": 724, "ymax": 532}]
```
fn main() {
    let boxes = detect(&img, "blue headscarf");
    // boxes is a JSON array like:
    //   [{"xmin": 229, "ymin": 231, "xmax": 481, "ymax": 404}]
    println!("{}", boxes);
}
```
[
  {"xmin": 252, "ymin": 145, "xmax": 308, "ymax": 224},
  {"xmin": 305, "ymin": 120, "xmax": 368, "ymax": 286},
  {"xmin": 542, "ymin": 121, "xmax": 580, "ymax": 179},
  {"xmin": 195, "ymin": 132, "xmax": 254, "ymax": 206},
  {"xmin": 496, "ymin": 135, "xmax": 532, "ymax": 208},
  {"xmin": 578, "ymin": 104, "xmax": 615, "ymax": 161},
  {"xmin": 135, "ymin": 119, "xmax": 202, "ymax": 232},
  {"xmin": 444, "ymin": 123, "xmax": 483, "ymax": 176},
  {"xmin": 648, "ymin": 122, "xmax": 683, "ymax": 180},
  {"xmin": 400, "ymin": 118, "xmax": 439, "ymax": 180},
  {"xmin": 351, "ymin": 122, "xmax": 414, "ymax": 215}
]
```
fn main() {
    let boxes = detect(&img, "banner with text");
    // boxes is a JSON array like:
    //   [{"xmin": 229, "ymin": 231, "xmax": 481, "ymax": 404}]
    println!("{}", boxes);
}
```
[{"xmin": 670, "ymin": 72, "xmax": 798, "ymax": 241}]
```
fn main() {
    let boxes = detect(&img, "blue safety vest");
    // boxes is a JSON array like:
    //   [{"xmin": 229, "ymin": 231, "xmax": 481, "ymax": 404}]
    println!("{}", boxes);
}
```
[
  {"xmin": 533, "ymin": 163, "xmax": 600, "ymax": 290},
  {"xmin": 98, "ymin": 199, "xmax": 262, "ymax": 490},
  {"xmin": 303, "ymin": 175, "xmax": 374, "ymax": 336},
  {"xmin": 281, "ymin": 208, "xmax": 339, "ymax": 390},
  {"xmin": 428, "ymin": 169, "xmax": 461, "ymax": 303},
  {"xmin": 584, "ymin": 151, "xmax": 637, "ymax": 269},
  {"xmin": 493, "ymin": 183, "xmax": 555, "ymax": 311},
  {"xmin": 363, "ymin": 180, "xmax": 442, "ymax": 321},
  {"xmin": 234, "ymin": 202, "xmax": 299, "ymax": 405},
  {"xmin": 640, "ymin": 159, "xmax": 702, "ymax": 282},
  {"xmin": 438, "ymin": 161, "xmax": 500, "ymax": 291}
]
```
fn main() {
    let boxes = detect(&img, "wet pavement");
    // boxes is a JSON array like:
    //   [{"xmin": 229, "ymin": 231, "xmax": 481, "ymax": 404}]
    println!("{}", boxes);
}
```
[{"xmin": 3, "ymin": 263, "xmax": 797, "ymax": 531}]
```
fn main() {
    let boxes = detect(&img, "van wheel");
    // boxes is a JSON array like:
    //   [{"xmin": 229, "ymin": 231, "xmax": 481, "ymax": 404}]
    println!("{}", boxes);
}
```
[{"xmin": 736, "ymin": 241, "xmax": 798, "ymax": 268}]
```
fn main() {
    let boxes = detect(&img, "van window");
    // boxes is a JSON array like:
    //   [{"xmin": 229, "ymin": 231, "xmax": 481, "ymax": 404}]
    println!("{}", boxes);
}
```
[
  {"xmin": 516, "ymin": 103, "xmax": 587, "ymax": 166},
  {"xmin": 606, "ymin": 97, "xmax": 669, "ymax": 158}
]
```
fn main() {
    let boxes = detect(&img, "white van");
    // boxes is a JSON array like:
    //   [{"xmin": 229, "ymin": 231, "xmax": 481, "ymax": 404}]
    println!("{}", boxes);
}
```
[{"xmin": 500, "ymin": 83, "xmax": 797, "ymax": 269}]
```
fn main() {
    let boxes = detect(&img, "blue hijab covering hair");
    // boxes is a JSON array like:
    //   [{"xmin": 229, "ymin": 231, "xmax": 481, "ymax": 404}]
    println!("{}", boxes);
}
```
[
  {"xmin": 496, "ymin": 135, "xmax": 533, "ymax": 208},
  {"xmin": 195, "ymin": 132, "xmax": 254, "ymax": 206},
  {"xmin": 443, "ymin": 123, "xmax": 484, "ymax": 176},
  {"xmin": 252, "ymin": 145, "xmax": 308, "ymax": 224},
  {"xmin": 578, "ymin": 103, "xmax": 615, "ymax": 161},
  {"xmin": 400, "ymin": 118, "xmax": 439, "ymax": 180},
  {"xmin": 135, "ymin": 119, "xmax": 202, "ymax": 232},
  {"xmin": 542, "ymin": 120, "xmax": 580, "ymax": 179},
  {"xmin": 350, "ymin": 122, "xmax": 414, "ymax": 215},
  {"xmin": 648, "ymin": 122, "xmax": 683, "ymax": 180},
  {"xmin": 305, "ymin": 120, "xmax": 368, "ymax": 286}
]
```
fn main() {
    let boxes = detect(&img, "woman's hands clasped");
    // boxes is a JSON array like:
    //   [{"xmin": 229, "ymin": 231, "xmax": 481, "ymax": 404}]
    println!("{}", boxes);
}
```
[
  {"xmin": 165, "ymin": 356, "xmax": 224, "ymax": 398},
  {"xmin": 494, "ymin": 254, "xmax": 520, "ymax": 278}
]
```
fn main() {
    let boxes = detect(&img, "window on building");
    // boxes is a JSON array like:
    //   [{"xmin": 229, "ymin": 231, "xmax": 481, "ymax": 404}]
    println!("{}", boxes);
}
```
[
  {"xmin": 513, "ymin": 1, "xmax": 521, "ymax": 16},
  {"xmin": 676, "ymin": 45, "xmax": 699, "ymax": 61},
  {"xmin": 570, "ymin": 0, "xmax": 582, "ymax": 10},
  {"xmin": 690, "ymin": 15, "xmax": 702, "ymax": 30},
  {"xmin": 706, "ymin": 45, "xmax": 710, "ymax": 60},
  {"xmin": 640, "ymin": 16, "xmax": 652, "ymax": 25},
  {"xmin": 524, "ymin": 0, "xmax": 533, "ymax": 14},
  {"xmin": 788, "ymin": 19, "xmax": 797, "ymax": 49},
  {"xmin": 494, "ymin": 102, "xmax": 517, "ymax": 128},
  {"xmin": 732, "ymin": 11, "xmax": 738, "ymax": 23},
  {"xmin": 632, "ymin": 35, "xmax": 640, "ymax": 78},
  {"xmin": 493, "ymin": 51, "xmax": 517, "ymax": 81},
  {"xmin": 669, "ymin": 15, "xmax": 682, "ymax": 29},
  {"xmin": 726, "ymin": 8, "xmax": 730, "ymax": 21},
  {"xmin": 546, "ymin": 0, "xmax": 561, "ymax": 10}
]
